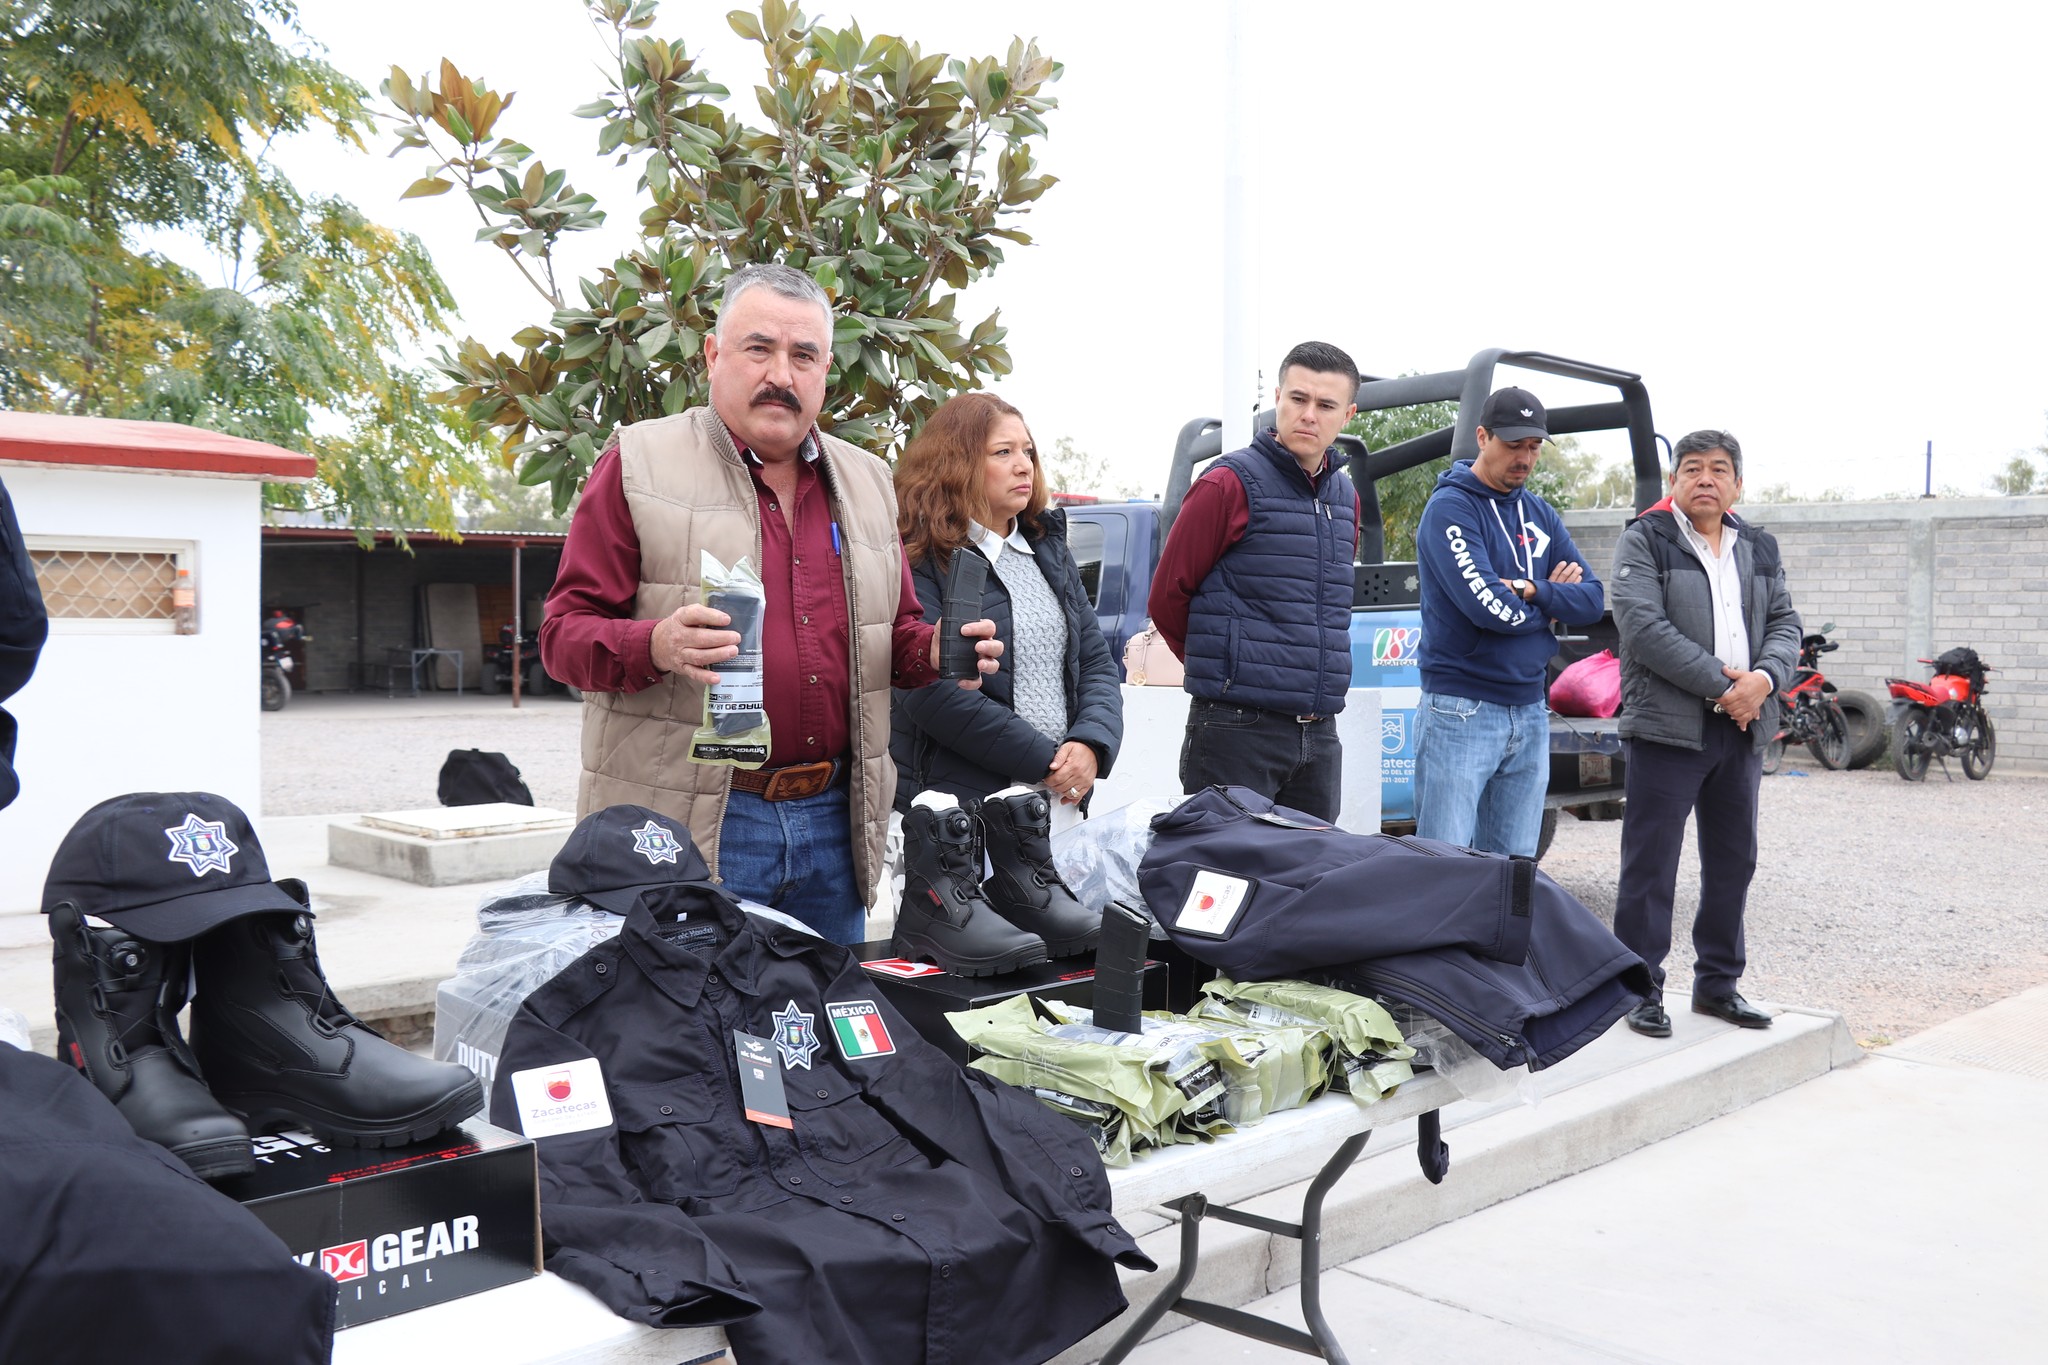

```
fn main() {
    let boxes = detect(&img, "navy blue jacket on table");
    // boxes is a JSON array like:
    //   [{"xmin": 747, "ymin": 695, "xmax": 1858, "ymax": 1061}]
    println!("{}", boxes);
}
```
[
  {"xmin": 892, "ymin": 507, "xmax": 1123, "ymax": 810},
  {"xmin": 489, "ymin": 880, "xmax": 1151, "ymax": 1365},
  {"xmin": 1139, "ymin": 787, "xmax": 1650, "ymax": 1069},
  {"xmin": 1182, "ymin": 430, "xmax": 1357, "ymax": 717},
  {"xmin": 1415, "ymin": 460, "xmax": 1604, "ymax": 706},
  {"xmin": 0, "ymin": 1045, "xmax": 333, "ymax": 1365}
]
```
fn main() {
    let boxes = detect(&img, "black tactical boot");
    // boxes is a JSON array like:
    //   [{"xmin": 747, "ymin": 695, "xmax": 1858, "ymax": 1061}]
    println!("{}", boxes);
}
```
[
  {"xmin": 894, "ymin": 795, "xmax": 1048, "ymax": 977},
  {"xmin": 979, "ymin": 788, "xmax": 1101, "ymax": 957},
  {"xmin": 189, "ymin": 911, "xmax": 484, "ymax": 1148},
  {"xmin": 49, "ymin": 902, "xmax": 254, "ymax": 1180}
]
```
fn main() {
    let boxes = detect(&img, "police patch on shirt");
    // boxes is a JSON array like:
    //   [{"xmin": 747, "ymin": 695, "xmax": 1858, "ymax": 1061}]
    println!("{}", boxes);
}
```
[
  {"xmin": 826, "ymin": 1001, "xmax": 896, "ymax": 1060},
  {"xmin": 164, "ymin": 813, "xmax": 238, "ymax": 877},
  {"xmin": 771, "ymin": 999, "xmax": 820, "ymax": 1070},
  {"xmin": 630, "ymin": 819, "xmax": 683, "ymax": 866},
  {"xmin": 509, "ymin": 1056, "xmax": 614, "ymax": 1138}
]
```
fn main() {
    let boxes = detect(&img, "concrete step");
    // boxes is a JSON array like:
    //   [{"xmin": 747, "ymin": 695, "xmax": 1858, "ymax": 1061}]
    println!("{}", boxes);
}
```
[
  {"xmin": 1053, "ymin": 1001, "xmax": 1859, "ymax": 1364},
  {"xmin": 328, "ymin": 803, "xmax": 574, "ymax": 887}
]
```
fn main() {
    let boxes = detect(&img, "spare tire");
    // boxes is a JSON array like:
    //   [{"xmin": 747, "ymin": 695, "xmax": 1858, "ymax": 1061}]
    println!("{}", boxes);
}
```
[{"xmin": 1834, "ymin": 689, "xmax": 1886, "ymax": 769}]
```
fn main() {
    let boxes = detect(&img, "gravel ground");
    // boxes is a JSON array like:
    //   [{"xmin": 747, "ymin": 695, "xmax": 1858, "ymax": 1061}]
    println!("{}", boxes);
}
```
[
  {"xmin": 1542, "ymin": 761, "xmax": 2048, "ymax": 1048},
  {"xmin": 265, "ymin": 696, "xmax": 2048, "ymax": 1047},
  {"xmin": 262, "ymin": 694, "xmax": 586, "ymax": 816}
]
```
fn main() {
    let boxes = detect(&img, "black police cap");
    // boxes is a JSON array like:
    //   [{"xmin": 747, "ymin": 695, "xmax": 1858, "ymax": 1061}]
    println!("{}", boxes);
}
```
[
  {"xmin": 42, "ymin": 791, "xmax": 305, "ymax": 941},
  {"xmin": 549, "ymin": 804, "xmax": 712, "ymax": 915}
]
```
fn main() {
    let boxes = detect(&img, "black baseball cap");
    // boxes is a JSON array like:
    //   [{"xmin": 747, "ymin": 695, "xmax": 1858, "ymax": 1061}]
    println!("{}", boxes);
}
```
[
  {"xmin": 549, "ymin": 805, "xmax": 711, "ymax": 915},
  {"xmin": 42, "ymin": 791, "xmax": 306, "ymax": 941},
  {"xmin": 1478, "ymin": 387, "xmax": 1549, "ymax": 443}
]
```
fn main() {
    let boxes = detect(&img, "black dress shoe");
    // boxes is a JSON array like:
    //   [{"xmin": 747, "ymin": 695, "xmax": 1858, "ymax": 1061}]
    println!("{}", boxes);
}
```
[
  {"xmin": 1693, "ymin": 991, "xmax": 1773, "ymax": 1029},
  {"xmin": 1625, "ymin": 1000, "xmax": 1671, "ymax": 1038}
]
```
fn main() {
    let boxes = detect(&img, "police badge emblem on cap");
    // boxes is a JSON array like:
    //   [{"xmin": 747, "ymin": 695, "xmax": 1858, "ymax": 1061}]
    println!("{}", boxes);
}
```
[
  {"xmin": 550, "ymin": 804, "xmax": 712, "ymax": 914},
  {"xmin": 42, "ymin": 791, "xmax": 306, "ymax": 941}
]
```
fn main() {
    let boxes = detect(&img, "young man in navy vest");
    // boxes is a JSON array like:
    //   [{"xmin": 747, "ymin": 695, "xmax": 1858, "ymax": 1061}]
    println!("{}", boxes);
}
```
[
  {"xmin": 1413, "ymin": 387, "xmax": 1605, "ymax": 856},
  {"xmin": 1148, "ymin": 341, "xmax": 1362, "ymax": 821}
]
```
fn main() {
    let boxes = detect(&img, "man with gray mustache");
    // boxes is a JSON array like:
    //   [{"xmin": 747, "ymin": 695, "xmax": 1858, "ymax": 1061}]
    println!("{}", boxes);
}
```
[{"xmin": 542, "ymin": 263, "xmax": 999, "ymax": 944}]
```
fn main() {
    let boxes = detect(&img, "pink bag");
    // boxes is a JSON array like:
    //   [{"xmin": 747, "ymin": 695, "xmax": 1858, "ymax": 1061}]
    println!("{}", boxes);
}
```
[
  {"xmin": 1550, "ymin": 649, "xmax": 1621, "ymax": 718},
  {"xmin": 1122, "ymin": 620, "xmax": 1184, "ymax": 687}
]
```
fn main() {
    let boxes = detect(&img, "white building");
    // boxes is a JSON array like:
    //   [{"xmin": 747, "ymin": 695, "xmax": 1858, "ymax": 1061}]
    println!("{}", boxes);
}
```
[{"xmin": 0, "ymin": 413, "xmax": 313, "ymax": 922}]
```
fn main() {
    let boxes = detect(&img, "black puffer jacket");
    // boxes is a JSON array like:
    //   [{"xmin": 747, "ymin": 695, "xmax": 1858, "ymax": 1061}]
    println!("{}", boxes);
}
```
[{"xmin": 891, "ymin": 508, "xmax": 1123, "ymax": 811}]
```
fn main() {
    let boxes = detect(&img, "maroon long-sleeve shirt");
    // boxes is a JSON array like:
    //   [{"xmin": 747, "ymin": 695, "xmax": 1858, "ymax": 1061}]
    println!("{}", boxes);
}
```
[
  {"xmin": 1147, "ymin": 461, "xmax": 1363, "ymax": 660},
  {"xmin": 541, "ymin": 437, "xmax": 937, "ymax": 768}
]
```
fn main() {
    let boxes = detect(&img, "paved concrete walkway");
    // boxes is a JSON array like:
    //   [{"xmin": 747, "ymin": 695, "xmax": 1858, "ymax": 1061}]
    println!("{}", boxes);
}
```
[{"xmin": 1108, "ymin": 985, "xmax": 2048, "ymax": 1364}]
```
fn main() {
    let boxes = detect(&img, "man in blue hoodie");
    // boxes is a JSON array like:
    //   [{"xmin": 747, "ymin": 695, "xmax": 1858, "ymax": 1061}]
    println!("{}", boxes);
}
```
[{"xmin": 1413, "ymin": 387, "xmax": 1604, "ymax": 856}]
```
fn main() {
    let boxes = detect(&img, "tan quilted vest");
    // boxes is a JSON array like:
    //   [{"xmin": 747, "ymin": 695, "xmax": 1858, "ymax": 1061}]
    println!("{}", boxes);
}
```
[{"xmin": 575, "ymin": 406, "xmax": 903, "ymax": 903}]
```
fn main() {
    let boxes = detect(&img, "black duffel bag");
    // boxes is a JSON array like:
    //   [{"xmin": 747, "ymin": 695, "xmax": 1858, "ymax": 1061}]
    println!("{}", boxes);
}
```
[{"xmin": 437, "ymin": 749, "xmax": 534, "ymax": 806}]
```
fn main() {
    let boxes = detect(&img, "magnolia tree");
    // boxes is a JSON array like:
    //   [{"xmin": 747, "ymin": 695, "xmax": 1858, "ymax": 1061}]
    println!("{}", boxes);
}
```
[{"xmin": 388, "ymin": 0, "xmax": 1061, "ymax": 512}]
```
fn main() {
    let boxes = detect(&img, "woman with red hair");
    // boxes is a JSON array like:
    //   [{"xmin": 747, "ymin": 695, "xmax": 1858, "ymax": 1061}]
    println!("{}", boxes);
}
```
[{"xmin": 891, "ymin": 392, "xmax": 1123, "ymax": 820}]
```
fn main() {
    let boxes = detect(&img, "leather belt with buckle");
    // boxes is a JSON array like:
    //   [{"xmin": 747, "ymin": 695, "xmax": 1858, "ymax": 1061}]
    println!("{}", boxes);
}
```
[
  {"xmin": 729, "ymin": 759, "xmax": 842, "ymax": 802},
  {"xmin": 1293, "ymin": 714, "xmax": 1324, "ymax": 724}
]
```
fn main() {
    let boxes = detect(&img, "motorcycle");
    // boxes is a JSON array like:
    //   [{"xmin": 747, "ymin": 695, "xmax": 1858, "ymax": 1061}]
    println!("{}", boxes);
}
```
[
  {"xmin": 1760, "ymin": 623, "xmax": 1851, "ymax": 775},
  {"xmin": 260, "ymin": 612, "xmax": 307, "ymax": 712},
  {"xmin": 1885, "ymin": 647, "xmax": 1995, "ymax": 782}
]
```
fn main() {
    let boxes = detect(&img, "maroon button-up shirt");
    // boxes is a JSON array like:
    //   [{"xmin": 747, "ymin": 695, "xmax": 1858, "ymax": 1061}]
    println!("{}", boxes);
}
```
[{"xmin": 541, "ymin": 433, "xmax": 938, "ymax": 768}]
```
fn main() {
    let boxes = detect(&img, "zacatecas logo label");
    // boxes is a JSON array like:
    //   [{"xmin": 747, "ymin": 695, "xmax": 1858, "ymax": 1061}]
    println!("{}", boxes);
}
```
[
  {"xmin": 509, "ymin": 1056, "xmax": 613, "ymax": 1139},
  {"xmin": 1372, "ymin": 627, "xmax": 1419, "ymax": 666}
]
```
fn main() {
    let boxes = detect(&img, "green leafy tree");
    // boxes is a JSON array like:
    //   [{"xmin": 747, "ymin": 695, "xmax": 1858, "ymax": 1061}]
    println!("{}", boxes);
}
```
[
  {"xmin": 1345, "ymin": 399, "xmax": 1456, "ymax": 562},
  {"xmin": 463, "ymin": 455, "xmax": 576, "ymax": 533},
  {"xmin": 0, "ymin": 0, "xmax": 485, "ymax": 535},
  {"xmin": 1041, "ymin": 436, "xmax": 1145, "ymax": 500},
  {"xmin": 1525, "ymin": 436, "xmax": 1634, "ymax": 512},
  {"xmin": 1989, "ymin": 453, "xmax": 2038, "ymax": 496},
  {"xmin": 389, "ymin": 0, "xmax": 1061, "ymax": 513},
  {"xmin": 0, "ymin": 168, "xmax": 86, "ymax": 402}
]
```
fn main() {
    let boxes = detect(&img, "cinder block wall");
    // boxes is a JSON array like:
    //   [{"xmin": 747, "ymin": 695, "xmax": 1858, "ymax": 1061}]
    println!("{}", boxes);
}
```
[
  {"xmin": 260, "ymin": 541, "xmax": 563, "ymax": 693},
  {"xmin": 1563, "ymin": 497, "xmax": 2048, "ymax": 772}
]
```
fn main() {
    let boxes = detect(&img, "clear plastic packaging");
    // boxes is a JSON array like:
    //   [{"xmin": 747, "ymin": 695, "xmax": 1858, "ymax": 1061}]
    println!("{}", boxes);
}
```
[
  {"xmin": 0, "ymin": 1005, "xmax": 30, "ymax": 1052},
  {"xmin": 1045, "ymin": 1000, "xmax": 1328, "ymax": 1129},
  {"xmin": 437, "ymin": 873, "xmax": 821, "ymax": 1088},
  {"xmin": 1050, "ymin": 797, "xmax": 1176, "ymax": 915},
  {"xmin": 1384, "ymin": 1003, "xmax": 1538, "ymax": 1105},
  {"xmin": 689, "ymin": 550, "xmax": 769, "ymax": 768},
  {"xmin": 435, "ymin": 874, "xmax": 628, "ymax": 1086}
]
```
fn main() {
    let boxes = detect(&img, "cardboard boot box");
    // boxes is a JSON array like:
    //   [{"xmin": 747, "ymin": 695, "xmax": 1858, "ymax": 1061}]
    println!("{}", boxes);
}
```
[
  {"xmin": 857, "ymin": 943, "xmax": 1169, "ymax": 1064},
  {"xmin": 213, "ymin": 1120, "xmax": 540, "ymax": 1328}
]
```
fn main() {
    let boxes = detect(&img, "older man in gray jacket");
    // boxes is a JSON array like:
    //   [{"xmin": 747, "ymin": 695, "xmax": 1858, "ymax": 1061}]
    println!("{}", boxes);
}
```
[{"xmin": 1610, "ymin": 430, "xmax": 1801, "ymax": 1038}]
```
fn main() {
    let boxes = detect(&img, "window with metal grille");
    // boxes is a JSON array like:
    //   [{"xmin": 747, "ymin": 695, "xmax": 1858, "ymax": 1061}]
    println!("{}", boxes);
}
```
[{"xmin": 24, "ymin": 539, "xmax": 195, "ymax": 632}]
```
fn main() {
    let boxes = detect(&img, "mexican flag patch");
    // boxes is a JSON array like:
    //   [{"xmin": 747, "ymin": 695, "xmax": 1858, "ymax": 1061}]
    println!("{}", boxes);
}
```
[{"xmin": 827, "ymin": 1000, "xmax": 895, "ymax": 1060}]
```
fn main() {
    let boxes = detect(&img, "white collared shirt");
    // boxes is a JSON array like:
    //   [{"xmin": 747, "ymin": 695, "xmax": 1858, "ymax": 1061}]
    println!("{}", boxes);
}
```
[
  {"xmin": 1675, "ymin": 515, "xmax": 1751, "ymax": 678},
  {"xmin": 971, "ymin": 520, "xmax": 1036, "ymax": 564}
]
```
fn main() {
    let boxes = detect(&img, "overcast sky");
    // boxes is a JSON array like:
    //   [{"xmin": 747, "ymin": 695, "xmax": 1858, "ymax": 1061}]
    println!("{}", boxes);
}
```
[{"xmin": 266, "ymin": 0, "xmax": 2048, "ymax": 500}]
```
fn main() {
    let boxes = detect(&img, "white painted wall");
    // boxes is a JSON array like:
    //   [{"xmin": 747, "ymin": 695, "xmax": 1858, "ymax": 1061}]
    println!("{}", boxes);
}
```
[
  {"xmin": 1, "ymin": 466, "xmax": 264, "ymax": 917},
  {"xmin": 1091, "ymin": 685, "xmax": 1383, "ymax": 833}
]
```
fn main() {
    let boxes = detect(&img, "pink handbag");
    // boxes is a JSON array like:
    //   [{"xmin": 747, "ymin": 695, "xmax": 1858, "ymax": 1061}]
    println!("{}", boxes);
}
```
[
  {"xmin": 1550, "ymin": 649, "xmax": 1622, "ymax": 718},
  {"xmin": 1122, "ymin": 620, "xmax": 1184, "ymax": 687}
]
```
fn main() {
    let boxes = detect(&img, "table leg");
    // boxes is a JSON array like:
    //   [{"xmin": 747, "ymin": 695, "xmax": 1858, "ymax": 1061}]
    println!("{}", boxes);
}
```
[
  {"xmin": 1094, "ymin": 1195, "xmax": 1209, "ymax": 1365},
  {"xmin": 1096, "ymin": 1128, "xmax": 1376, "ymax": 1363}
]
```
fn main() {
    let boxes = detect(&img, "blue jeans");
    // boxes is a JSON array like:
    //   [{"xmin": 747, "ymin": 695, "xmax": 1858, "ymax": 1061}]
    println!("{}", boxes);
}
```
[
  {"xmin": 717, "ymin": 783, "xmax": 866, "ymax": 945},
  {"xmin": 1413, "ymin": 692, "xmax": 1548, "ymax": 857}
]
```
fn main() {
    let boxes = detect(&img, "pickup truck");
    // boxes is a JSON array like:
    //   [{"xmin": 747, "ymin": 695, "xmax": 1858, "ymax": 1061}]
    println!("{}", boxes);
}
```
[{"xmin": 1065, "ymin": 348, "xmax": 1662, "ymax": 857}]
